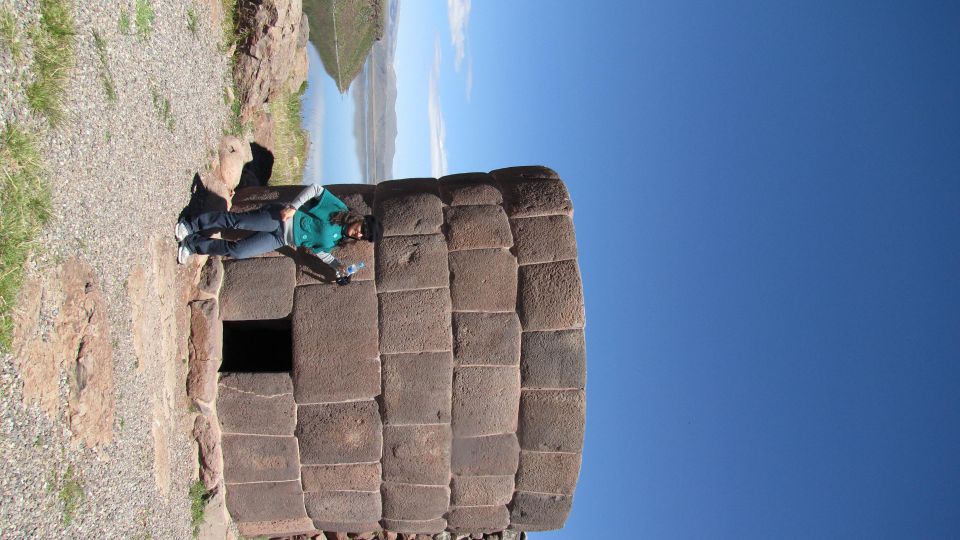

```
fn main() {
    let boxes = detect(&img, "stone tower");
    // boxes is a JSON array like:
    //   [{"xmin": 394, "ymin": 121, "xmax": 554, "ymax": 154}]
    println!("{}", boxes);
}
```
[{"xmin": 204, "ymin": 166, "xmax": 586, "ymax": 538}]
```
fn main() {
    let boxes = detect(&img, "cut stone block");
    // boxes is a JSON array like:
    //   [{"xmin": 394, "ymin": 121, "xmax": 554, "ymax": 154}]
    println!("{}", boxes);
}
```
[
  {"xmin": 235, "ymin": 518, "xmax": 316, "ymax": 538},
  {"xmin": 515, "ymin": 451, "xmax": 581, "ymax": 495},
  {"xmin": 492, "ymin": 167, "xmax": 572, "ymax": 218},
  {"xmin": 380, "ymin": 518, "xmax": 448, "ymax": 534},
  {"xmin": 303, "ymin": 490, "xmax": 381, "ymax": 526},
  {"xmin": 509, "ymin": 492, "xmax": 573, "ymax": 531},
  {"xmin": 293, "ymin": 282, "xmax": 380, "ymax": 403},
  {"xmin": 378, "ymin": 289, "xmax": 452, "ymax": 354},
  {"xmin": 333, "ymin": 240, "xmax": 375, "ymax": 280},
  {"xmin": 219, "ymin": 372, "xmax": 293, "ymax": 396},
  {"xmin": 222, "ymin": 435, "xmax": 300, "ymax": 484},
  {"xmin": 220, "ymin": 257, "xmax": 296, "ymax": 320},
  {"xmin": 310, "ymin": 521, "xmax": 382, "ymax": 535},
  {"xmin": 501, "ymin": 176, "xmax": 572, "ymax": 217},
  {"xmin": 492, "ymin": 165, "xmax": 560, "ymax": 181},
  {"xmin": 517, "ymin": 390, "xmax": 585, "ymax": 452},
  {"xmin": 520, "ymin": 329, "xmax": 586, "ymax": 389},
  {"xmin": 188, "ymin": 300, "xmax": 220, "ymax": 358},
  {"xmin": 375, "ymin": 234, "xmax": 449, "ymax": 292},
  {"xmin": 516, "ymin": 261, "xmax": 585, "ymax": 331},
  {"xmin": 443, "ymin": 205, "xmax": 513, "ymax": 251},
  {"xmin": 199, "ymin": 256, "xmax": 224, "ymax": 295},
  {"xmin": 225, "ymin": 480, "xmax": 307, "ymax": 523},
  {"xmin": 450, "ymin": 475, "xmax": 514, "ymax": 506},
  {"xmin": 448, "ymin": 249, "xmax": 518, "ymax": 312},
  {"xmin": 382, "ymin": 424, "xmax": 451, "ymax": 485},
  {"xmin": 381, "ymin": 352, "xmax": 453, "ymax": 425},
  {"xmin": 187, "ymin": 356, "xmax": 220, "ymax": 404},
  {"xmin": 217, "ymin": 384, "xmax": 295, "ymax": 436},
  {"xmin": 381, "ymin": 483, "xmax": 450, "ymax": 521},
  {"xmin": 451, "ymin": 434, "xmax": 520, "ymax": 476},
  {"xmin": 231, "ymin": 185, "xmax": 303, "ymax": 212},
  {"xmin": 452, "ymin": 312, "xmax": 521, "ymax": 366},
  {"xmin": 294, "ymin": 356, "xmax": 381, "ymax": 404},
  {"xmin": 451, "ymin": 366, "xmax": 520, "ymax": 438},
  {"xmin": 293, "ymin": 281, "xmax": 379, "ymax": 362},
  {"xmin": 439, "ymin": 172, "xmax": 504, "ymax": 206},
  {"xmin": 297, "ymin": 401, "xmax": 382, "ymax": 464},
  {"xmin": 301, "ymin": 463, "xmax": 382, "ymax": 492},
  {"xmin": 298, "ymin": 240, "xmax": 375, "ymax": 285},
  {"xmin": 375, "ymin": 179, "xmax": 443, "ymax": 236},
  {"xmin": 510, "ymin": 215, "xmax": 577, "ymax": 265},
  {"xmin": 326, "ymin": 183, "xmax": 376, "ymax": 215},
  {"xmin": 194, "ymin": 414, "xmax": 222, "ymax": 490},
  {"xmin": 447, "ymin": 506, "xmax": 510, "ymax": 533}
]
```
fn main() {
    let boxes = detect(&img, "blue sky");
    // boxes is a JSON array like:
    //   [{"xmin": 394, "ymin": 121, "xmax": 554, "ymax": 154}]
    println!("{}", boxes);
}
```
[{"xmin": 304, "ymin": 1, "xmax": 960, "ymax": 537}]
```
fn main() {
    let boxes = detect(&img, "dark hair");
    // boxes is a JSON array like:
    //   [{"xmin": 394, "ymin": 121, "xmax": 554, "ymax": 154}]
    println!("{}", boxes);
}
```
[
  {"xmin": 362, "ymin": 215, "xmax": 383, "ymax": 243},
  {"xmin": 330, "ymin": 211, "xmax": 381, "ymax": 244},
  {"xmin": 329, "ymin": 210, "xmax": 364, "ymax": 246}
]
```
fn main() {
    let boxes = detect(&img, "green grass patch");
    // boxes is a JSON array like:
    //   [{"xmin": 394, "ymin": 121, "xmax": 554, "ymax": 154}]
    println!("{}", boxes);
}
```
[
  {"xmin": 25, "ymin": 0, "xmax": 76, "ymax": 125},
  {"xmin": 119, "ymin": 8, "xmax": 131, "ymax": 34},
  {"xmin": 189, "ymin": 480, "xmax": 209, "ymax": 538},
  {"xmin": 0, "ymin": 8, "xmax": 24, "ymax": 62},
  {"xmin": 223, "ymin": 83, "xmax": 245, "ymax": 137},
  {"xmin": 220, "ymin": 0, "xmax": 242, "ymax": 52},
  {"xmin": 186, "ymin": 7, "xmax": 199, "ymax": 35},
  {"xmin": 220, "ymin": 0, "xmax": 246, "ymax": 137},
  {"xmin": 91, "ymin": 31, "xmax": 117, "ymax": 103},
  {"xmin": 57, "ymin": 464, "xmax": 84, "ymax": 525},
  {"xmin": 0, "ymin": 124, "xmax": 51, "ymax": 350},
  {"xmin": 151, "ymin": 87, "xmax": 175, "ymax": 131},
  {"xmin": 268, "ymin": 84, "xmax": 308, "ymax": 186},
  {"xmin": 134, "ymin": 0, "xmax": 155, "ymax": 40}
]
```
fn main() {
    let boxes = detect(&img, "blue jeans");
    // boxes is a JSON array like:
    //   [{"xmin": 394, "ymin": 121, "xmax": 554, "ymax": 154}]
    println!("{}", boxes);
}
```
[{"xmin": 183, "ymin": 207, "xmax": 286, "ymax": 259}]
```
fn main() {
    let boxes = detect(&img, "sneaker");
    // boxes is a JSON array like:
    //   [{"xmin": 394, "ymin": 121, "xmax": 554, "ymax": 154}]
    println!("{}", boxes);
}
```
[
  {"xmin": 177, "ymin": 244, "xmax": 193, "ymax": 265},
  {"xmin": 174, "ymin": 220, "xmax": 191, "ymax": 242}
]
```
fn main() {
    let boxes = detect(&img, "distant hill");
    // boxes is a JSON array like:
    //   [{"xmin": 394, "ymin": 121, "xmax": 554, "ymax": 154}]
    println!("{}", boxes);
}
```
[{"xmin": 302, "ymin": 0, "xmax": 384, "ymax": 93}]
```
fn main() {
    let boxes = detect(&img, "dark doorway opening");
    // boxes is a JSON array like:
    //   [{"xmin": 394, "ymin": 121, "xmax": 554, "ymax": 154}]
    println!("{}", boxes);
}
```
[{"xmin": 220, "ymin": 318, "xmax": 292, "ymax": 372}]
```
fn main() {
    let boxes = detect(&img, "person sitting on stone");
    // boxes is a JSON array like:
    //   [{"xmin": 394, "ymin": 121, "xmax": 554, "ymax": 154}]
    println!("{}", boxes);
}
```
[{"xmin": 175, "ymin": 184, "xmax": 382, "ymax": 275}]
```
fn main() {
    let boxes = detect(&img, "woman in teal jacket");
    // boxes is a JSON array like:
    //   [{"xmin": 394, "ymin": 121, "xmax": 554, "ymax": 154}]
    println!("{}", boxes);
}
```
[{"xmin": 176, "ymin": 184, "xmax": 382, "ymax": 273}]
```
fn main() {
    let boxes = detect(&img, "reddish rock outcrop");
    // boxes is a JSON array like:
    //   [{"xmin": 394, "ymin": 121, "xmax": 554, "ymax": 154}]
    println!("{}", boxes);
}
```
[{"xmin": 234, "ymin": 0, "xmax": 310, "ymax": 120}]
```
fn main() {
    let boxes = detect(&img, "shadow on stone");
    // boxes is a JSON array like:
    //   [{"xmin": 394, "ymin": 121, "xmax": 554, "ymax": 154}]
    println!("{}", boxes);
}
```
[
  {"xmin": 179, "ymin": 173, "xmax": 228, "ymax": 223},
  {"xmin": 239, "ymin": 143, "xmax": 274, "ymax": 188},
  {"xmin": 296, "ymin": 249, "xmax": 338, "ymax": 284}
]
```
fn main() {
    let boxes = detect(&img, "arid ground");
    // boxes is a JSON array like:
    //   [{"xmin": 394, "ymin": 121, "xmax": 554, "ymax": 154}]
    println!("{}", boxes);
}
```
[{"xmin": 0, "ymin": 0, "xmax": 234, "ymax": 537}]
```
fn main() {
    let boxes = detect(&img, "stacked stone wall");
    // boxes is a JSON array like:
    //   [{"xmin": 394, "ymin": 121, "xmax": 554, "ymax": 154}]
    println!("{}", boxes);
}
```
[{"xmin": 213, "ymin": 167, "xmax": 585, "ymax": 537}]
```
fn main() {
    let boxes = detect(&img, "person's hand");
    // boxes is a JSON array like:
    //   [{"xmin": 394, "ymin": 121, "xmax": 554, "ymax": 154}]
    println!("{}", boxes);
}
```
[{"xmin": 280, "ymin": 206, "xmax": 296, "ymax": 221}]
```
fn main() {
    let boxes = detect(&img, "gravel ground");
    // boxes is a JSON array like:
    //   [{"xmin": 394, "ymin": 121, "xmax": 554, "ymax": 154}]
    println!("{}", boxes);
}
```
[{"xmin": 1, "ymin": 0, "xmax": 230, "ymax": 537}]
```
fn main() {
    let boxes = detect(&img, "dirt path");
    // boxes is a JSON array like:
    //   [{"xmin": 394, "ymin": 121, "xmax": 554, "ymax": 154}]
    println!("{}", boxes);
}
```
[{"xmin": 0, "ymin": 0, "xmax": 232, "ymax": 537}]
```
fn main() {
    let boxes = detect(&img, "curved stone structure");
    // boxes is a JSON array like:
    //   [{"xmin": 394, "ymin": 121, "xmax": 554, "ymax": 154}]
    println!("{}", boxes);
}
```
[{"xmin": 214, "ymin": 166, "xmax": 585, "ymax": 537}]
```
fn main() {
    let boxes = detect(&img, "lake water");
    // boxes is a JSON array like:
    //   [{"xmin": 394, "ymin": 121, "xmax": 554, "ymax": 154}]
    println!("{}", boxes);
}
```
[{"xmin": 300, "ymin": 42, "xmax": 364, "ymax": 185}]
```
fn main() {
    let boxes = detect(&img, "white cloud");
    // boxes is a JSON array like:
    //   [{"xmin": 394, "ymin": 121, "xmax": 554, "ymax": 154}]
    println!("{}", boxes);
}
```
[
  {"xmin": 447, "ymin": 0, "xmax": 471, "ymax": 71},
  {"xmin": 428, "ymin": 39, "xmax": 448, "ymax": 178}
]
